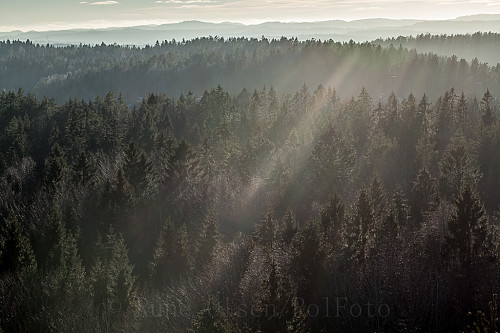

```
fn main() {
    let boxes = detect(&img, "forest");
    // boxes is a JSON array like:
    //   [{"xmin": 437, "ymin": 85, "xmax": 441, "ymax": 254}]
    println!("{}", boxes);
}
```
[
  {"xmin": 0, "ymin": 35, "xmax": 499, "ymax": 333},
  {"xmin": 1, "ymin": 36, "xmax": 500, "ymax": 102},
  {"xmin": 374, "ymin": 32, "xmax": 500, "ymax": 67}
]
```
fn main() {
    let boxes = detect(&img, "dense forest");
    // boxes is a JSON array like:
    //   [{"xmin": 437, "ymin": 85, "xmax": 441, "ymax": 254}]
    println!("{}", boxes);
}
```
[
  {"xmin": 374, "ymin": 32, "xmax": 500, "ymax": 67},
  {"xmin": 0, "ymin": 36, "xmax": 499, "ymax": 332},
  {"xmin": 1, "ymin": 37, "xmax": 500, "ymax": 103}
]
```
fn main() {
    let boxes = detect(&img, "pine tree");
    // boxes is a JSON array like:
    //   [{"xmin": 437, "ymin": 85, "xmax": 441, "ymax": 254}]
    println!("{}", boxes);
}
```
[
  {"xmin": 90, "ymin": 227, "xmax": 135, "ymax": 317},
  {"xmin": 151, "ymin": 220, "xmax": 192, "ymax": 286},
  {"xmin": 38, "ymin": 208, "xmax": 67, "ymax": 271},
  {"xmin": 447, "ymin": 186, "xmax": 490, "ymax": 307},
  {"xmin": 277, "ymin": 208, "xmax": 297, "ymax": 245},
  {"xmin": 456, "ymin": 91, "xmax": 469, "ymax": 136},
  {"xmin": 392, "ymin": 188, "xmax": 410, "ymax": 231},
  {"xmin": 439, "ymin": 133, "xmax": 481, "ymax": 198},
  {"xmin": 189, "ymin": 296, "xmax": 232, "ymax": 333},
  {"xmin": 480, "ymin": 89, "xmax": 495, "ymax": 126},
  {"xmin": 319, "ymin": 194, "xmax": 345, "ymax": 253},
  {"xmin": 195, "ymin": 214, "xmax": 219, "ymax": 268},
  {"xmin": 352, "ymin": 189, "xmax": 374, "ymax": 260},
  {"xmin": 290, "ymin": 221, "xmax": 325, "ymax": 305},
  {"xmin": 0, "ymin": 213, "xmax": 36, "ymax": 274},
  {"xmin": 369, "ymin": 175, "xmax": 387, "ymax": 226},
  {"xmin": 72, "ymin": 151, "xmax": 94, "ymax": 185},
  {"xmin": 448, "ymin": 186, "xmax": 488, "ymax": 266},
  {"xmin": 123, "ymin": 141, "xmax": 153, "ymax": 200},
  {"xmin": 410, "ymin": 168, "xmax": 438, "ymax": 225},
  {"xmin": 253, "ymin": 210, "xmax": 274, "ymax": 248},
  {"xmin": 113, "ymin": 168, "xmax": 132, "ymax": 207},
  {"xmin": 44, "ymin": 142, "xmax": 67, "ymax": 190}
]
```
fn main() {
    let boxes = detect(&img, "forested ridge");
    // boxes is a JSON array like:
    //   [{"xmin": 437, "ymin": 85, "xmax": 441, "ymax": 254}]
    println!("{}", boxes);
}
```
[
  {"xmin": 0, "ymin": 36, "xmax": 499, "ymax": 332},
  {"xmin": 374, "ymin": 32, "xmax": 500, "ymax": 67},
  {"xmin": 1, "ymin": 36, "xmax": 500, "ymax": 102}
]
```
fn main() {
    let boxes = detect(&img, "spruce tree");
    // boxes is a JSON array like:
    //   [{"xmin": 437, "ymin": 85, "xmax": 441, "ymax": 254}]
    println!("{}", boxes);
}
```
[
  {"xmin": 195, "ymin": 214, "xmax": 219, "ymax": 268},
  {"xmin": 44, "ymin": 142, "xmax": 67, "ymax": 190},
  {"xmin": 277, "ymin": 208, "xmax": 297, "ymax": 245},
  {"xmin": 0, "ymin": 213, "xmax": 36, "ymax": 274},
  {"xmin": 90, "ymin": 228, "xmax": 135, "ymax": 317},
  {"xmin": 480, "ymin": 89, "xmax": 495, "ymax": 126}
]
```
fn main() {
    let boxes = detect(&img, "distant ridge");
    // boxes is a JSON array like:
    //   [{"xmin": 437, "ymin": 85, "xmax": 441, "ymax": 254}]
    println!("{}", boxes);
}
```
[
  {"xmin": 455, "ymin": 14, "xmax": 500, "ymax": 21},
  {"xmin": 1, "ymin": 16, "xmax": 500, "ymax": 45}
]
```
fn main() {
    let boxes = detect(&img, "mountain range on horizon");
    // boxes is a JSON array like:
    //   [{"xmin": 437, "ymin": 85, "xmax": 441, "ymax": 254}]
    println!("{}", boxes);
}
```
[{"xmin": 2, "ymin": 14, "xmax": 500, "ymax": 47}]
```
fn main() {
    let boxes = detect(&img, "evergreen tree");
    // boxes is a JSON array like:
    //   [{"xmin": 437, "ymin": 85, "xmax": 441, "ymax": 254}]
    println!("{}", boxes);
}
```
[
  {"xmin": 290, "ymin": 222, "xmax": 326, "ymax": 305},
  {"xmin": 447, "ymin": 186, "xmax": 490, "ymax": 307},
  {"xmin": 195, "ymin": 214, "xmax": 219, "ymax": 268},
  {"xmin": 253, "ymin": 210, "xmax": 274, "ymax": 248},
  {"xmin": 124, "ymin": 141, "xmax": 153, "ymax": 200},
  {"xmin": 277, "ymin": 208, "xmax": 297, "ymax": 245},
  {"xmin": 72, "ymin": 151, "xmax": 94, "ymax": 185},
  {"xmin": 439, "ymin": 133, "xmax": 481, "ymax": 198},
  {"xmin": 352, "ymin": 189, "xmax": 375, "ymax": 260},
  {"xmin": 43, "ymin": 142, "xmax": 67, "ymax": 190},
  {"xmin": 0, "ymin": 213, "xmax": 36, "ymax": 274},
  {"xmin": 151, "ymin": 220, "xmax": 191, "ymax": 286},
  {"xmin": 319, "ymin": 194, "xmax": 345, "ymax": 254},
  {"xmin": 410, "ymin": 168, "xmax": 438, "ymax": 225},
  {"xmin": 90, "ymin": 228, "xmax": 135, "ymax": 318},
  {"xmin": 190, "ymin": 296, "xmax": 232, "ymax": 333},
  {"xmin": 480, "ymin": 89, "xmax": 495, "ymax": 126}
]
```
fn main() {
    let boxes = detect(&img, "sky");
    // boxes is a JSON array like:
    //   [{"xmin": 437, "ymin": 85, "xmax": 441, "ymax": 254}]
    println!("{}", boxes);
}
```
[{"xmin": 2, "ymin": 0, "xmax": 500, "ymax": 31}]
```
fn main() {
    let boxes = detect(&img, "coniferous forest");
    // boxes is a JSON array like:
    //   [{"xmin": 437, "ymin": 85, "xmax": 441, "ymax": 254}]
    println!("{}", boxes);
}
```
[{"xmin": 0, "ymin": 36, "xmax": 499, "ymax": 332}]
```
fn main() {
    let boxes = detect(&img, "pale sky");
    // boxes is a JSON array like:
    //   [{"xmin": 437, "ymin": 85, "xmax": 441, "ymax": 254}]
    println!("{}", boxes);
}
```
[{"xmin": 2, "ymin": 0, "xmax": 500, "ymax": 31}]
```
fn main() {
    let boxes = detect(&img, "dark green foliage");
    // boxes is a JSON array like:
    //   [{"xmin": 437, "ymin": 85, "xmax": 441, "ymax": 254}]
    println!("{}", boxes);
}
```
[
  {"xmin": 447, "ymin": 186, "xmax": 489, "ymax": 267},
  {"xmin": 195, "ymin": 213, "xmax": 219, "ymax": 268},
  {"xmin": 276, "ymin": 208, "xmax": 297, "ymax": 245},
  {"xmin": 43, "ymin": 142, "xmax": 67, "ymax": 190},
  {"xmin": 253, "ymin": 210, "xmax": 275, "ymax": 248},
  {"xmin": 72, "ymin": 151, "xmax": 94, "ymax": 185},
  {"xmin": 190, "ymin": 296, "xmax": 233, "ymax": 333},
  {"xmin": 0, "ymin": 36, "xmax": 499, "ymax": 332},
  {"xmin": 289, "ymin": 222, "xmax": 326, "ymax": 305},
  {"xmin": 0, "ymin": 213, "xmax": 36, "ymax": 274},
  {"xmin": 352, "ymin": 189, "xmax": 375, "ymax": 260},
  {"xmin": 439, "ymin": 133, "xmax": 481, "ymax": 198},
  {"xmin": 309, "ymin": 123, "xmax": 356, "ymax": 201},
  {"xmin": 480, "ymin": 89, "xmax": 496, "ymax": 126},
  {"xmin": 411, "ymin": 168, "xmax": 438, "ymax": 225},
  {"xmin": 447, "ymin": 186, "xmax": 491, "ymax": 308},
  {"xmin": 151, "ymin": 220, "xmax": 192, "ymax": 287},
  {"xmin": 90, "ymin": 228, "xmax": 136, "ymax": 320},
  {"xmin": 320, "ymin": 194, "xmax": 345, "ymax": 254}
]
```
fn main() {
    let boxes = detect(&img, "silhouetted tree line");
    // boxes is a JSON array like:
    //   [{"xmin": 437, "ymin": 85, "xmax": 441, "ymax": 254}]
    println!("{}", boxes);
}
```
[
  {"xmin": 1, "ymin": 36, "xmax": 500, "ymax": 102},
  {"xmin": 0, "ymin": 80, "xmax": 499, "ymax": 332}
]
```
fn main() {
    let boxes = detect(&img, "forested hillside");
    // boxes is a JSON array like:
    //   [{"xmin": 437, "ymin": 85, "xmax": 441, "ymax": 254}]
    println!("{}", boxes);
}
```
[
  {"xmin": 0, "ymin": 36, "xmax": 499, "ymax": 332},
  {"xmin": 0, "ymin": 83, "xmax": 499, "ymax": 332},
  {"xmin": 1, "ymin": 37, "xmax": 500, "ymax": 103},
  {"xmin": 375, "ymin": 32, "xmax": 500, "ymax": 67}
]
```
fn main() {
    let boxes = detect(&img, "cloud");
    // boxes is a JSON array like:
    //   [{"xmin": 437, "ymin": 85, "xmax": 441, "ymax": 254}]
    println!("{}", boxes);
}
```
[
  {"xmin": 89, "ymin": 1, "xmax": 119, "ymax": 5},
  {"xmin": 155, "ymin": 0, "xmax": 216, "ymax": 3}
]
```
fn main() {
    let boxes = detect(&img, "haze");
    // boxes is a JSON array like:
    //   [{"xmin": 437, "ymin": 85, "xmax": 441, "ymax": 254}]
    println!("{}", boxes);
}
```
[{"xmin": 3, "ymin": 0, "xmax": 500, "ymax": 32}]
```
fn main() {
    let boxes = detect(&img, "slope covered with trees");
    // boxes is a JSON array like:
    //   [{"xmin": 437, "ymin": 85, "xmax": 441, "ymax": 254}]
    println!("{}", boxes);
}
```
[
  {"xmin": 0, "ymin": 37, "xmax": 499, "ymax": 332},
  {"xmin": 375, "ymin": 32, "xmax": 500, "ymax": 67},
  {"xmin": 1, "ymin": 37, "xmax": 500, "ymax": 103}
]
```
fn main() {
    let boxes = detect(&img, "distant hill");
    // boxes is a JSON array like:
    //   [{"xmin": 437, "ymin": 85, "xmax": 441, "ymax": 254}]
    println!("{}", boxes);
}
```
[
  {"xmin": 455, "ymin": 14, "xmax": 500, "ymax": 21},
  {"xmin": 2, "ymin": 16, "xmax": 500, "ymax": 46},
  {"xmin": 374, "ymin": 32, "xmax": 500, "ymax": 66}
]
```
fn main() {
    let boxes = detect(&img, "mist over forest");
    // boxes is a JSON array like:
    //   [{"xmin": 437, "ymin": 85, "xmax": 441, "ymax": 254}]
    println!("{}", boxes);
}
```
[
  {"xmin": 0, "ymin": 20, "xmax": 500, "ymax": 333},
  {"xmin": 1, "ymin": 34, "xmax": 500, "ymax": 103}
]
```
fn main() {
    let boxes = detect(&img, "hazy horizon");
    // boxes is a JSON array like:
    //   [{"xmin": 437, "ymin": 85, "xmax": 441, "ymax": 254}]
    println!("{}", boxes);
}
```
[{"xmin": 3, "ymin": 0, "xmax": 500, "ymax": 32}]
